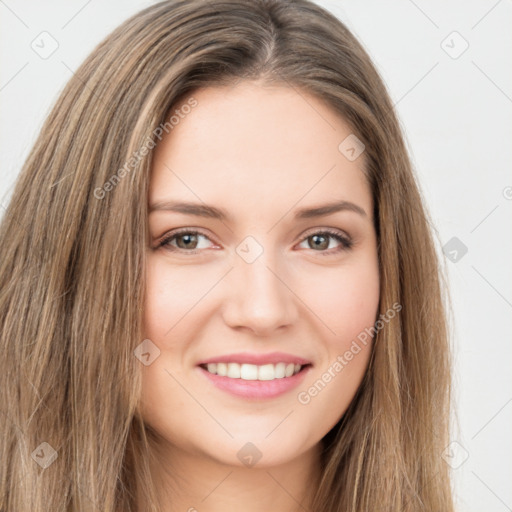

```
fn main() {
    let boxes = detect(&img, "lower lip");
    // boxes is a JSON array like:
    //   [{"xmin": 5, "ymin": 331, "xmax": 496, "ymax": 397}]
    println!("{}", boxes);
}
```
[{"xmin": 197, "ymin": 365, "xmax": 311, "ymax": 399}]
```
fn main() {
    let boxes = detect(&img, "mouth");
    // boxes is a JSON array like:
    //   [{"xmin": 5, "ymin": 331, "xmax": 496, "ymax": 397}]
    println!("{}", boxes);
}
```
[{"xmin": 196, "ymin": 353, "xmax": 312, "ymax": 400}]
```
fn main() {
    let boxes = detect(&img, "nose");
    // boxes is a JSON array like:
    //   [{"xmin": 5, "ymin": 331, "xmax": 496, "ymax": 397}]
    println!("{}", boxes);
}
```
[{"xmin": 221, "ymin": 250, "xmax": 299, "ymax": 336}]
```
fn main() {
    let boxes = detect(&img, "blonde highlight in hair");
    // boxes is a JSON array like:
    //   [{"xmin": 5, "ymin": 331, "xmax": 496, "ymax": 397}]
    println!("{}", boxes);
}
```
[{"xmin": 0, "ymin": 0, "xmax": 454, "ymax": 510}]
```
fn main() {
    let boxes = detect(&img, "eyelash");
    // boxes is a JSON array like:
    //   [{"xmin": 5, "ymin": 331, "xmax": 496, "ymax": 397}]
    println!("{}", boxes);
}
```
[{"xmin": 156, "ymin": 227, "xmax": 353, "ymax": 256}]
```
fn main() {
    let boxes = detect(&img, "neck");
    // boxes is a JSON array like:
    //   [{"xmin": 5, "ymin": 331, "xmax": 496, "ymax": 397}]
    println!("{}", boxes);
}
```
[{"xmin": 139, "ymin": 438, "xmax": 322, "ymax": 512}]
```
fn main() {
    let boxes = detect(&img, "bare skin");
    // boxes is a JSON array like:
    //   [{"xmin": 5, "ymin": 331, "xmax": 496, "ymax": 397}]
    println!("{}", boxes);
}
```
[{"xmin": 140, "ymin": 81, "xmax": 380, "ymax": 511}]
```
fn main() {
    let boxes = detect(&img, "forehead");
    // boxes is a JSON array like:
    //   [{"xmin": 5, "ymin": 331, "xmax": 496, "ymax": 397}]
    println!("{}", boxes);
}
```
[{"xmin": 150, "ymin": 82, "xmax": 372, "ymax": 220}]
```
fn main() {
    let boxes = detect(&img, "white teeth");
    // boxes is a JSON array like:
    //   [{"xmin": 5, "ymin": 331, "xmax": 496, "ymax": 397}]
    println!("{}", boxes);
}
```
[
  {"xmin": 258, "ymin": 364, "xmax": 275, "ymax": 381},
  {"xmin": 216, "ymin": 362, "xmax": 227, "ymax": 377},
  {"xmin": 240, "ymin": 363, "xmax": 258, "ymax": 380},
  {"xmin": 227, "ymin": 363, "xmax": 241, "ymax": 378},
  {"xmin": 274, "ymin": 362, "xmax": 286, "ymax": 378},
  {"xmin": 203, "ymin": 362, "xmax": 304, "ymax": 380}
]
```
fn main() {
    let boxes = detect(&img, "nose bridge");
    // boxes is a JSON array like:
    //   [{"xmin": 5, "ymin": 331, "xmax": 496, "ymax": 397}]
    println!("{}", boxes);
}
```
[{"xmin": 222, "ymin": 240, "xmax": 297, "ymax": 333}]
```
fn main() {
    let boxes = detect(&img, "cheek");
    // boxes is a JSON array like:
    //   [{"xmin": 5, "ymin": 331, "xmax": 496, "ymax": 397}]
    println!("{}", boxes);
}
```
[
  {"xmin": 142, "ymin": 256, "xmax": 219, "ymax": 340},
  {"xmin": 294, "ymin": 256, "xmax": 380, "ymax": 344},
  {"xmin": 292, "ymin": 255, "xmax": 379, "ymax": 421}
]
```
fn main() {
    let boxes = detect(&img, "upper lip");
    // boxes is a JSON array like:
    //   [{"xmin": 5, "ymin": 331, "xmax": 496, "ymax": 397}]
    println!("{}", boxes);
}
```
[{"xmin": 197, "ymin": 351, "xmax": 312, "ymax": 366}]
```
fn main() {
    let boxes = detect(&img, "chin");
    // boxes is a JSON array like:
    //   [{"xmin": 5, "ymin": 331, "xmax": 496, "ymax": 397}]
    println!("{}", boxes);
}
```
[{"xmin": 202, "ymin": 433, "xmax": 315, "ymax": 469}]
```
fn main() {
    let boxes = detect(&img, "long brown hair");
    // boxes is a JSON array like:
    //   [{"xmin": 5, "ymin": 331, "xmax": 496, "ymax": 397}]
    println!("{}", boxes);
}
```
[{"xmin": 0, "ymin": 0, "xmax": 454, "ymax": 510}]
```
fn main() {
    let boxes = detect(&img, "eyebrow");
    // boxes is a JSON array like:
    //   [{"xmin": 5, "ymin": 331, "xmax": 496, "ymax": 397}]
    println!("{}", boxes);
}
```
[
  {"xmin": 149, "ymin": 199, "xmax": 367, "ymax": 220},
  {"xmin": 294, "ymin": 200, "xmax": 367, "ymax": 219}
]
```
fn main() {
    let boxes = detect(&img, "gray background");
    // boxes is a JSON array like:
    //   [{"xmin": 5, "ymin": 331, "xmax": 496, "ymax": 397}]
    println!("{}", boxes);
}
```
[{"xmin": 1, "ymin": 1, "xmax": 511, "ymax": 509}]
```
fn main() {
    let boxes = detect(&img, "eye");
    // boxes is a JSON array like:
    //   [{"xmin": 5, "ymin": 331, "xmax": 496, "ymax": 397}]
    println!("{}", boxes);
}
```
[
  {"xmin": 297, "ymin": 229, "xmax": 353, "ymax": 254},
  {"xmin": 157, "ymin": 229, "xmax": 217, "ymax": 253},
  {"xmin": 156, "ymin": 228, "xmax": 353, "ymax": 256}
]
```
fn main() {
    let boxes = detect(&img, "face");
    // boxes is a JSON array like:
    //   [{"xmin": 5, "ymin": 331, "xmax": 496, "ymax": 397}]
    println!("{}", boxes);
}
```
[{"xmin": 141, "ymin": 81, "xmax": 380, "ymax": 468}]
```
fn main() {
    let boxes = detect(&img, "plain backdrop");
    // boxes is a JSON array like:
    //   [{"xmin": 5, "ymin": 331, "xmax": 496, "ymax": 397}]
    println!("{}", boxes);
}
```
[{"xmin": 1, "ymin": 1, "xmax": 511, "ymax": 510}]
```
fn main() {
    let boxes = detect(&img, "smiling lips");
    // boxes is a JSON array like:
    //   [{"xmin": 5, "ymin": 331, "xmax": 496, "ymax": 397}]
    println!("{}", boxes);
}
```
[{"xmin": 197, "ymin": 352, "xmax": 312, "ymax": 399}]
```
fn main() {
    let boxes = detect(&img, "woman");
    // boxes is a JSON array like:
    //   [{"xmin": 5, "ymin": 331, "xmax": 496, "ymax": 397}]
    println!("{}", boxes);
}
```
[{"xmin": 0, "ymin": 0, "xmax": 454, "ymax": 510}]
